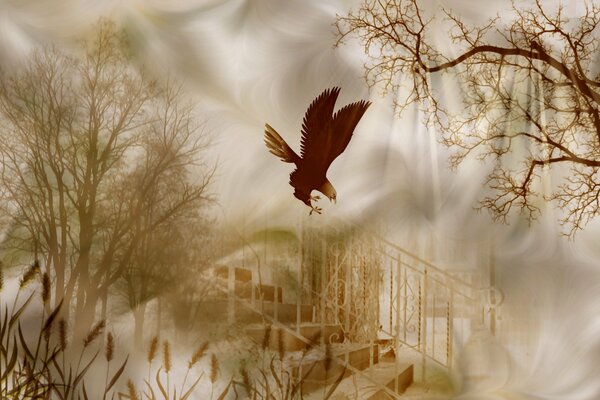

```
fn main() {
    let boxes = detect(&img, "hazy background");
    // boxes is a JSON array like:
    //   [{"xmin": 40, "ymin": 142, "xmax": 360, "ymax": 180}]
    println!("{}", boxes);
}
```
[{"xmin": 1, "ymin": 0, "xmax": 600, "ymax": 398}]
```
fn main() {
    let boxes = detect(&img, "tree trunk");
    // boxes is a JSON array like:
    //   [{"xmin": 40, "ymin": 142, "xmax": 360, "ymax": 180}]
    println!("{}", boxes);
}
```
[{"xmin": 133, "ymin": 303, "xmax": 147, "ymax": 350}]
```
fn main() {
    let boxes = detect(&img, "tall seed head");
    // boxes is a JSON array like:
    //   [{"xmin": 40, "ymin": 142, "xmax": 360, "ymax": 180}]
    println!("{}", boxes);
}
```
[
  {"xmin": 147, "ymin": 336, "xmax": 159, "ymax": 364},
  {"xmin": 188, "ymin": 341, "xmax": 209, "ymax": 369},
  {"xmin": 105, "ymin": 332, "xmax": 114, "ymax": 362},
  {"xmin": 84, "ymin": 320, "xmax": 106, "ymax": 347},
  {"xmin": 41, "ymin": 272, "xmax": 51, "ymax": 304},
  {"xmin": 162, "ymin": 341, "xmax": 171, "ymax": 373},
  {"xmin": 210, "ymin": 353, "xmax": 219, "ymax": 384},
  {"xmin": 20, "ymin": 260, "xmax": 40, "ymax": 288}
]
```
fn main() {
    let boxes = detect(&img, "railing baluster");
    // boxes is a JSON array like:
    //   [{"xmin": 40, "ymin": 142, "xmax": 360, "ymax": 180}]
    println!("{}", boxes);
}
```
[
  {"xmin": 432, "ymin": 290, "xmax": 436, "ymax": 362},
  {"xmin": 389, "ymin": 259, "xmax": 394, "ymax": 334},
  {"xmin": 395, "ymin": 253, "xmax": 402, "ymax": 393},
  {"xmin": 422, "ymin": 267, "xmax": 428, "ymax": 381},
  {"xmin": 447, "ymin": 284, "xmax": 453, "ymax": 367},
  {"xmin": 228, "ymin": 264, "xmax": 235, "ymax": 324},
  {"xmin": 345, "ymin": 242, "xmax": 351, "ymax": 343},
  {"xmin": 403, "ymin": 264, "xmax": 408, "ymax": 343},
  {"xmin": 274, "ymin": 280, "xmax": 279, "ymax": 323},
  {"xmin": 297, "ymin": 243, "xmax": 302, "ymax": 335},
  {"xmin": 335, "ymin": 248, "xmax": 339, "ymax": 325},
  {"xmin": 320, "ymin": 239, "xmax": 326, "ymax": 346}
]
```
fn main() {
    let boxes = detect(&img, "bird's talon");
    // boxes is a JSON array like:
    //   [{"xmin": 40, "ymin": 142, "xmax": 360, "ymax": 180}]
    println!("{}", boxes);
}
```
[{"xmin": 309, "ymin": 206, "xmax": 322, "ymax": 215}]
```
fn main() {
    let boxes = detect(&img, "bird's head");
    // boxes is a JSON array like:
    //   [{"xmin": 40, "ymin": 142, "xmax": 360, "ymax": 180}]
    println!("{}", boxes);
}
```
[{"xmin": 318, "ymin": 179, "xmax": 337, "ymax": 204}]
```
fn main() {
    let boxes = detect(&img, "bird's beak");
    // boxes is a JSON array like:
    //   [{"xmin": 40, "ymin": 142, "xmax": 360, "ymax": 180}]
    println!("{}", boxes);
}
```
[{"xmin": 331, "ymin": 197, "xmax": 336, "ymax": 204}]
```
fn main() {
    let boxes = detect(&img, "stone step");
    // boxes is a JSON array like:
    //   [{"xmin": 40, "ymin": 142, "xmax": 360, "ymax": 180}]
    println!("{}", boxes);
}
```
[
  {"xmin": 253, "ymin": 301, "xmax": 313, "ymax": 323},
  {"xmin": 195, "ymin": 300, "xmax": 313, "ymax": 324},
  {"xmin": 236, "ymin": 282, "xmax": 283, "ymax": 303},
  {"xmin": 304, "ymin": 361, "xmax": 413, "ymax": 400},
  {"xmin": 214, "ymin": 266, "xmax": 252, "ymax": 282},
  {"xmin": 293, "ymin": 344, "xmax": 380, "ymax": 394},
  {"xmin": 246, "ymin": 324, "xmax": 344, "ymax": 352}
]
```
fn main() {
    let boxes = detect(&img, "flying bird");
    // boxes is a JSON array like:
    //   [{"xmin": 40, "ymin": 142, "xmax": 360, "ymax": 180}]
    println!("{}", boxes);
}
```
[{"xmin": 264, "ymin": 87, "xmax": 371, "ymax": 214}]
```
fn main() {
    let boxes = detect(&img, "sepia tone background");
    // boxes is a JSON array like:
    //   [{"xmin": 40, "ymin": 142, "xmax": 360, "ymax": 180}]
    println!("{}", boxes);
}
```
[{"xmin": 1, "ymin": 0, "xmax": 599, "ymax": 399}]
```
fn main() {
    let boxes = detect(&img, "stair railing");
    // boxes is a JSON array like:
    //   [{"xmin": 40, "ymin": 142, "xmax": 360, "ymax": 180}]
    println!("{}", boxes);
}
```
[{"xmin": 372, "ymin": 232, "xmax": 501, "ymax": 379}]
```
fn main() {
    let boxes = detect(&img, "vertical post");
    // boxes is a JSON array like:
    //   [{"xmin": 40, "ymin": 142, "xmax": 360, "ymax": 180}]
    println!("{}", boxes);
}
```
[
  {"xmin": 297, "ymin": 241, "xmax": 302, "ymax": 334},
  {"xmin": 274, "ymin": 281, "xmax": 279, "ymax": 322},
  {"xmin": 389, "ymin": 260, "xmax": 394, "ymax": 333},
  {"xmin": 228, "ymin": 264, "xmax": 235, "ymax": 324},
  {"xmin": 447, "ymin": 283, "xmax": 454, "ymax": 368},
  {"xmin": 251, "ymin": 264, "xmax": 256, "ymax": 308},
  {"xmin": 432, "ymin": 292, "xmax": 436, "ymax": 362},
  {"xmin": 403, "ymin": 262, "xmax": 408, "ymax": 343},
  {"xmin": 422, "ymin": 267, "xmax": 428, "ymax": 381},
  {"xmin": 395, "ymin": 254, "xmax": 402, "ymax": 393},
  {"xmin": 335, "ymin": 249, "xmax": 339, "ymax": 325},
  {"xmin": 320, "ymin": 237, "xmax": 327, "ymax": 346},
  {"xmin": 489, "ymin": 242, "xmax": 496, "ymax": 336},
  {"xmin": 345, "ymin": 242, "xmax": 351, "ymax": 343}
]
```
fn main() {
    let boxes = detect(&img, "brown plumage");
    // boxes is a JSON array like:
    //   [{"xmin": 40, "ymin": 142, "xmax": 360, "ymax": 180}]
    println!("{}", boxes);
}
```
[{"xmin": 264, "ymin": 87, "xmax": 370, "ymax": 214}]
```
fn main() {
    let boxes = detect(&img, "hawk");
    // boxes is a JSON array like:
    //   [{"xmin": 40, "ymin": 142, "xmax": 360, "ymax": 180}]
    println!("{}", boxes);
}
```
[{"xmin": 264, "ymin": 87, "xmax": 370, "ymax": 214}]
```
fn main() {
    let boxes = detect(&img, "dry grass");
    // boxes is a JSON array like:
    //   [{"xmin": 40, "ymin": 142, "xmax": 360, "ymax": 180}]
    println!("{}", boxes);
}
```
[
  {"xmin": 1, "ymin": 263, "xmax": 345, "ymax": 400},
  {"xmin": 0, "ymin": 266, "xmax": 128, "ymax": 399},
  {"xmin": 232, "ymin": 327, "xmax": 346, "ymax": 399}
]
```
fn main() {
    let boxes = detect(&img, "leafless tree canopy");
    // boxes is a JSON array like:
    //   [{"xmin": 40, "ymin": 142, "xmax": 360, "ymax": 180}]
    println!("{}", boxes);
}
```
[
  {"xmin": 337, "ymin": 0, "xmax": 600, "ymax": 235},
  {"xmin": 0, "ymin": 20, "xmax": 214, "ymax": 336}
]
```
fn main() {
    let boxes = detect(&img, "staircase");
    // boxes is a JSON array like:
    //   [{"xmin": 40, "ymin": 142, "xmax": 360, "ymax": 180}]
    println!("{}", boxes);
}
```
[
  {"xmin": 200, "ymin": 225, "xmax": 493, "ymax": 399},
  {"xmin": 205, "ymin": 265, "xmax": 414, "ymax": 399}
]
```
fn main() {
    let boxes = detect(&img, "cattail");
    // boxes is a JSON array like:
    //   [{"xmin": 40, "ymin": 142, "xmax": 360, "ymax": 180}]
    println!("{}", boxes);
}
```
[
  {"xmin": 20, "ymin": 260, "xmax": 40, "ymax": 288},
  {"xmin": 84, "ymin": 320, "xmax": 106, "ymax": 347},
  {"xmin": 162, "ymin": 341, "xmax": 171, "ymax": 373},
  {"xmin": 210, "ymin": 354, "xmax": 219, "ymax": 384},
  {"xmin": 105, "ymin": 332, "xmax": 114, "ymax": 362},
  {"xmin": 147, "ymin": 336, "xmax": 159, "ymax": 364},
  {"xmin": 188, "ymin": 341, "xmax": 209, "ymax": 369},
  {"xmin": 127, "ymin": 379, "xmax": 140, "ymax": 400},
  {"xmin": 261, "ymin": 325, "xmax": 271, "ymax": 350},
  {"xmin": 240, "ymin": 366, "xmax": 252, "ymax": 395},
  {"xmin": 59, "ymin": 319, "xmax": 68, "ymax": 350},
  {"xmin": 41, "ymin": 272, "xmax": 51, "ymax": 304}
]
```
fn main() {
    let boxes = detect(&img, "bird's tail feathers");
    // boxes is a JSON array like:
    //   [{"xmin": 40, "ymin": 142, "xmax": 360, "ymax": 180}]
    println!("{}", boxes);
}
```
[{"xmin": 264, "ymin": 123, "xmax": 298, "ymax": 163}]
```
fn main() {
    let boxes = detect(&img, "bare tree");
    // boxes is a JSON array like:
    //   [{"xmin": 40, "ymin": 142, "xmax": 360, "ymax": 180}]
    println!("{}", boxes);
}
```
[
  {"xmin": 0, "ymin": 20, "xmax": 214, "ymax": 337},
  {"xmin": 337, "ymin": 0, "xmax": 600, "ymax": 235}
]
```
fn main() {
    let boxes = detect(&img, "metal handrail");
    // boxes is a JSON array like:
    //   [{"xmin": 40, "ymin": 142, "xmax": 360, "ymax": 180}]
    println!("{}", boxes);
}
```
[{"xmin": 374, "ymin": 233, "xmax": 483, "ymax": 291}]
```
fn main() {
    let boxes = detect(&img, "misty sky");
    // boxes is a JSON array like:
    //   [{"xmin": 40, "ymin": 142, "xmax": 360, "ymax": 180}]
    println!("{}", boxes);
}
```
[{"xmin": 1, "ymin": 0, "xmax": 600, "ymax": 397}]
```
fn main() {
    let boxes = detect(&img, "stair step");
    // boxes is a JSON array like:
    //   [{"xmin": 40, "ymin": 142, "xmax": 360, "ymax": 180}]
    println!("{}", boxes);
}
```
[
  {"xmin": 246, "ymin": 324, "xmax": 344, "ymax": 352},
  {"xmin": 214, "ymin": 266, "xmax": 252, "ymax": 282},
  {"xmin": 252, "ymin": 301, "xmax": 313, "ymax": 323},
  {"xmin": 293, "ymin": 344, "xmax": 379, "ymax": 394},
  {"xmin": 304, "ymin": 361, "xmax": 413, "ymax": 400},
  {"xmin": 195, "ymin": 300, "xmax": 313, "ymax": 324},
  {"xmin": 236, "ymin": 283, "xmax": 283, "ymax": 303}
]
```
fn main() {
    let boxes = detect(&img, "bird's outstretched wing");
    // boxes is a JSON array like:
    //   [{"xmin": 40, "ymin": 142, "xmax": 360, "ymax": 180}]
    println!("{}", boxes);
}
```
[
  {"xmin": 327, "ymin": 100, "xmax": 371, "ymax": 163},
  {"xmin": 264, "ymin": 123, "xmax": 300, "ymax": 164},
  {"xmin": 299, "ymin": 87, "xmax": 341, "ymax": 168}
]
